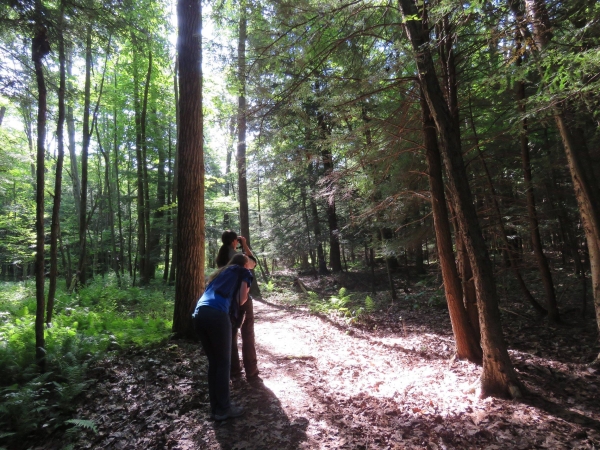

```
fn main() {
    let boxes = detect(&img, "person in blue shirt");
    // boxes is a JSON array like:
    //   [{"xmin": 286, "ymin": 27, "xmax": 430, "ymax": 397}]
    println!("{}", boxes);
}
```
[{"xmin": 192, "ymin": 253, "xmax": 253, "ymax": 420}]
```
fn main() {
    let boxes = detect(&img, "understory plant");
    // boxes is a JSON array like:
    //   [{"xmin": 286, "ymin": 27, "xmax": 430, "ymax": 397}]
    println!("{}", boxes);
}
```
[
  {"xmin": 0, "ymin": 277, "xmax": 173, "ymax": 446},
  {"xmin": 308, "ymin": 288, "xmax": 376, "ymax": 323}
]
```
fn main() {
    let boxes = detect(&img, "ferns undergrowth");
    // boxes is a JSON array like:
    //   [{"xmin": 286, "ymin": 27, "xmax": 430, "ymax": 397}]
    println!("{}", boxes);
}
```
[{"xmin": 0, "ymin": 275, "xmax": 174, "ymax": 448}]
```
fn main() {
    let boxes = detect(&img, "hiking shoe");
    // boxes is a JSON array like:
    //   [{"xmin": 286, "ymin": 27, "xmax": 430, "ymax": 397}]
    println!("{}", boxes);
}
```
[{"xmin": 213, "ymin": 405, "xmax": 244, "ymax": 421}]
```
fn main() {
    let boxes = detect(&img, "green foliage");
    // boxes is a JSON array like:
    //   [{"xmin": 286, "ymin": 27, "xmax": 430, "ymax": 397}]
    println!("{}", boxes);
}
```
[
  {"xmin": 0, "ymin": 278, "xmax": 173, "ymax": 446},
  {"xmin": 308, "ymin": 288, "xmax": 376, "ymax": 324},
  {"xmin": 64, "ymin": 419, "xmax": 97, "ymax": 433}
]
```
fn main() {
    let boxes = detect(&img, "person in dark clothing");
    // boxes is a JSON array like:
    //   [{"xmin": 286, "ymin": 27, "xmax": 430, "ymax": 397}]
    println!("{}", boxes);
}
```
[
  {"xmin": 192, "ymin": 254, "xmax": 253, "ymax": 420},
  {"xmin": 216, "ymin": 230, "xmax": 260, "ymax": 381}
]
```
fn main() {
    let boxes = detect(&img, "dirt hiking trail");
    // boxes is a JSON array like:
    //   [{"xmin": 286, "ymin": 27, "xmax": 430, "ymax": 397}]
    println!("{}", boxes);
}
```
[{"xmin": 51, "ymin": 294, "xmax": 600, "ymax": 449}]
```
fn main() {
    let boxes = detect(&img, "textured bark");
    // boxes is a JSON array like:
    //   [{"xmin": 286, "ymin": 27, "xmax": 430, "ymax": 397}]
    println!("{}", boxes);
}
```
[
  {"xmin": 32, "ymin": 24, "xmax": 50, "ymax": 369},
  {"xmin": 399, "ymin": 0, "xmax": 521, "ymax": 398},
  {"xmin": 173, "ymin": 0, "xmax": 204, "ymax": 339},
  {"xmin": 421, "ymin": 93, "xmax": 482, "ymax": 363},
  {"xmin": 237, "ymin": 5, "xmax": 250, "ymax": 243},
  {"xmin": 47, "ymin": 9, "xmax": 66, "ymax": 325}
]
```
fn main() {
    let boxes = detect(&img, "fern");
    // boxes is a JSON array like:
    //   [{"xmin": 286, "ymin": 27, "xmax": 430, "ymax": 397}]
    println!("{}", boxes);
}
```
[{"xmin": 64, "ymin": 419, "xmax": 97, "ymax": 433}]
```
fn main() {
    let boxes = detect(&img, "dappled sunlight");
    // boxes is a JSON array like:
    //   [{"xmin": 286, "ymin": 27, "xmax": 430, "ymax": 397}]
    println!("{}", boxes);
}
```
[{"xmin": 254, "ymin": 301, "xmax": 482, "ymax": 419}]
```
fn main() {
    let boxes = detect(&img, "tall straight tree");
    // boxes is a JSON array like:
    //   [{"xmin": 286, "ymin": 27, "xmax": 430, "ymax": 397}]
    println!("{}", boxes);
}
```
[
  {"xmin": 173, "ymin": 0, "xmax": 204, "ymax": 339},
  {"xmin": 77, "ymin": 27, "xmax": 92, "ymax": 286},
  {"xmin": 32, "ymin": 22, "xmax": 50, "ymax": 369},
  {"xmin": 421, "ymin": 92, "xmax": 482, "ymax": 363},
  {"xmin": 47, "ymin": 3, "xmax": 67, "ymax": 324},
  {"xmin": 237, "ymin": 0, "xmax": 250, "ymax": 243},
  {"xmin": 398, "ymin": 0, "xmax": 522, "ymax": 398}
]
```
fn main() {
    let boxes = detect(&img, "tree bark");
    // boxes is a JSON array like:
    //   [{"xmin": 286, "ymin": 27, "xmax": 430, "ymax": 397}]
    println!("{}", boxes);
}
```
[
  {"xmin": 32, "ymin": 23, "xmax": 50, "ymax": 369},
  {"xmin": 173, "ymin": 0, "xmax": 204, "ymax": 339},
  {"xmin": 237, "ymin": 3, "xmax": 250, "ymax": 243},
  {"xmin": 132, "ymin": 39, "xmax": 147, "ymax": 285},
  {"xmin": 66, "ymin": 46, "xmax": 81, "ymax": 218},
  {"xmin": 47, "ymin": 7, "xmax": 66, "ymax": 325},
  {"xmin": 398, "ymin": 0, "xmax": 521, "ymax": 398},
  {"xmin": 77, "ymin": 27, "xmax": 93, "ymax": 286},
  {"xmin": 421, "ymin": 92, "xmax": 482, "ymax": 363}
]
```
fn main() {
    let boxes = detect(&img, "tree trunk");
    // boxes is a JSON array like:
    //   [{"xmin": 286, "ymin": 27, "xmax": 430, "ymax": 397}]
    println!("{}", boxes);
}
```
[
  {"xmin": 66, "ymin": 46, "xmax": 81, "ymax": 218},
  {"xmin": 96, "ymin": 125, "xmax": 120, "ymax": 285},
  {"xmin": 421, "ymin": 92, "xmax": 482, "ymax": 363},
  {"xmin": 133, "ymin": 39, "xmax": 147, "ymax": 285},
  {"xmin": 77, "ymin": 27, "xmax": 93, "ymax": 286},
  {"xmin": 113, "ymin": 65, "xmax": 125, "ymax": 276},
  {"xmin": 398, "ymin": 0, "xmax": 521, "ymax": 398},
  {"xmin": 467, "ymin": 93, "xmax": 547, "ymax": 316},
  {"xmin": 47, "ymin": 8, "xmax": 67, "ymax": 325},
  {"xmin": 237, "ymin": 4, "xmax": 250, "ymax": 243},
  {"xmin": 32, "ymin": 23, "xmax": 50, "ymax": 369},
  {"xmin": 141, "ymin": 53, "xmax": 154, "ymax": 280},
  {"xmin": 514, "ymin": 35, "xmax": 558, "ymax": 320},
  {"xmin": 173, "ymin": 0, "xmax": 204, "ymax": 339},
  {"xmin": 169, "ymin": 58, "xmax": 179, "ymax": 285},
  {"xmin": 522, "ymin": 0, "xmax": 600, "ymax": 360},
  {"xmin": 317, "ymin": 111, "xmax": 342, "ymax": 272}
]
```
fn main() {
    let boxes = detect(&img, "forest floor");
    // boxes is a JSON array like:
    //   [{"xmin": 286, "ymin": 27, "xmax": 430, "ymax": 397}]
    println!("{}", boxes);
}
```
[{"xmin": 42, "ymin": 268, "xmax": 600, "ymax": 449}]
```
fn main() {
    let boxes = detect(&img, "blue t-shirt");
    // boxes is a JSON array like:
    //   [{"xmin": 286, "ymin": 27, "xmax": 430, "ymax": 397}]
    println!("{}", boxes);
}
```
[{"xmin": 192, "ymin": 266, "xmax": 253, "ymax": 315}]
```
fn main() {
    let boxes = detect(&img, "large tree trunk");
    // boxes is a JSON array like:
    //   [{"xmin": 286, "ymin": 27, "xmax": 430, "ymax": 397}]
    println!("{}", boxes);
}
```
[
  {"xmin": 421, "ymin": 92, "xmax": 482, "ymax": 363},
  {"xmin": 398, "ymin": 0, "xmax": 521, "ymax": 398},
  {"xmin": 32, "ymin": 24, "xmax": 50, "ymax": 369},
  {"xmin": 47, "ymin": 8, "xmax": 66, "ymax": 325},
  {"xmin": 173, "ymin": 0, "xmax": 204, "ymax": 339},
  {"xmin": 237, "ymin": 4, "xmax": 250, "ymax": 243}
]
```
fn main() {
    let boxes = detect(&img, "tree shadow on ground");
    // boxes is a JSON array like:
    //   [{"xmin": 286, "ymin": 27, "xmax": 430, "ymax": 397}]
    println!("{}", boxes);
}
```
[{"xmin": 209, "ymin": 379, "xmax": 308, "ymax": 450}]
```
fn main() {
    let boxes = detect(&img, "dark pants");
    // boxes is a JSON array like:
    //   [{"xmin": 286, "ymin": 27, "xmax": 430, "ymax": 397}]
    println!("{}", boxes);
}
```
[
  {"xmin": 193, "ymin": 306, "xmax": 232, "ymax": 416},
  {"xmin": 231, "ymin": 296, "xmax": 259, "ymax": 378}
]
